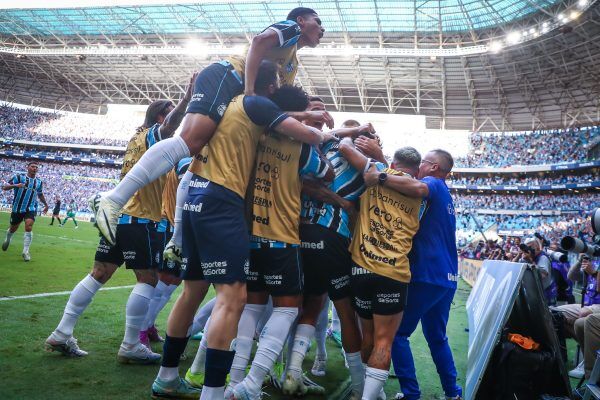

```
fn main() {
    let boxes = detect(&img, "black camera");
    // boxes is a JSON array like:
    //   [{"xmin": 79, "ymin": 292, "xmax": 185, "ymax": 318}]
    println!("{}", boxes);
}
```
[
  {"xmin": 519, "ymin": 243, "xmax": 535, "ymax": 255},
  {"xmin": 560, "ymin": 208, "xmax": 600, "ymax": 258},
  {"xmin": 546, "ymin": 249, "xmax": 568, "ymax": 263}
]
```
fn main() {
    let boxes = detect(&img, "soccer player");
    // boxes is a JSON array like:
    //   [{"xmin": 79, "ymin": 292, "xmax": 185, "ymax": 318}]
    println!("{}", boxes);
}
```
[
  {"xmin": 2, "ymin": 161, "xmax": 49, "ymax": 261},
  {"xmin": 49, "ymin": 196, "xmax": 61, "ymax": 225},
  {"xmin": 389, "ymin": 150, "xmax": 462, "ymax": 400},
  {"xmin": 45, "ymin": 76, "xmax": 195, "ymax": 360},
  {"xmin": 92, "ymin": 7, "xmax": 331, "ymax": 247},
  {"xmin": 150, "ymin": 61, "xmax": 327, "ymax": 400},
  {"xmin": 224, "ymin": 85, "xmax": 334, "ymax": 400},
  {"xmin": 60, "ymin": 199, "xmax": 78, "ymax": 228},
  {"xmin": 284, "ymin": 114, "xmax": 385, "ymax": 397},
  {"xmin": 139, "ymin": 157, "xmax": 192, "ymax": 350},
  {"xmin": 342, "ymin": 143, "xmax": 423, "ymax": 400}
]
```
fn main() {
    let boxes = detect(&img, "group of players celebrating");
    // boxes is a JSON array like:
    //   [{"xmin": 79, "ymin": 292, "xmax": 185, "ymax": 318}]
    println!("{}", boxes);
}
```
[{"xmin": 1, "ymin": 7, "xmax": 462, "ymax": 400}]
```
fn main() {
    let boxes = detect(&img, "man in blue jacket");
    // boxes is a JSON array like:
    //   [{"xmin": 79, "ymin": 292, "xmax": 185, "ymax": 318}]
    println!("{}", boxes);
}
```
[{"xmin": 388, "ymin": 149, "xmax": 462, "ymax": 400}]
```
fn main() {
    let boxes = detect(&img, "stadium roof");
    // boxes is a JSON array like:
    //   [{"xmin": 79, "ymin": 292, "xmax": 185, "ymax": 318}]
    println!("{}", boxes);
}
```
[
  {"xmin": 0, "ymin": 0, "xmax": 565, "ymax": 35},
  {"xmin": 0, "ymin": 0, "xmax": 599, "ymax": 131}
]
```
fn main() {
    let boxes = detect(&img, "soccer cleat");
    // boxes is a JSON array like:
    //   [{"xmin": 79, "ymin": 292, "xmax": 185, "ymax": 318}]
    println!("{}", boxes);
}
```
[
  {"xmin": 163, "ymin": 240, "xmax": 183, "ymax": 263},
  {"xmin": 2, "ymin": 236, "xmax": 10, "ymax": 251},
  {"xmin": 184, "ymin": 368, "xmax": 205, "ymax": 388},
  {"xmin": 148, "ymin": 325, "xmax": 165, "ymax": 342},
  {"xmin": 227, "ymin": 383, "xmax": 263, "ymax": 400},
  {"xmin": 569, "ymin": 360, "xmax": 584, "ymax": 379},
  {"xmin": 151, "ymin": 377, "xmax": 202, "ymax": 399},
  {"xmin": 89, "ymin": 193, "xmax": 120, "ymax": 245},
  {"xmin": 282, "ymin": 371, "xmax": 306, "ymax": 396},
  {"xmin": 311, "ymin": 356, "xmax": 327, "ymax": 377},
  {"xmin": 117, "ymin": 342, "xmax": 161, "ymax": 364},
  {"xmin": 22, "ymin": 252, "xmax": 31, "ymax": 262},
  {"xmin": 190, "ymin": 331, "xmax": 203, "ymax": 341},
  {"xmin": 303, "ymin": 374, "xmax": 325, "ymax": 395},
  {"xmin": 393, "ymin": 393, "xmax": 404, "ymax": 400},
  {"xmin": 45, "ymin": 335, "xmax": 88, "ymax": 357},
  {"xmin": 139, "ymin": 330, "xmax": 151, "ymax": 349},
  {"xmin": 327, "ymin": 328, "xmax": 343, "ymax": 348},
  {"xmin": 265, "ymin": 361, "xmax": 285, "ymax": 386}
]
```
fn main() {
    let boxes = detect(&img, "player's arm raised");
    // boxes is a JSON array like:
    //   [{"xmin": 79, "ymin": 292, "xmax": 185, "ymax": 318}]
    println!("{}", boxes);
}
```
[
  {"xmin": 274, "ymin": 117, "xmax": 334, "ymax": 146},
  {"xmin": 159, "ymin": 72, "xmax": 198, "ymax": 139},
  {"xmin": 363, "ymin": 164, "xmax": 428, "ymax": 198}
]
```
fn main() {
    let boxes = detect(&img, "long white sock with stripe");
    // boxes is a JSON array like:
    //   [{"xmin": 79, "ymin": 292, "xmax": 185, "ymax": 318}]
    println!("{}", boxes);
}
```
[
  {"xmin": 54, "ymin": 274, "xmax": 103, "ymax": 339},
  {"xmin": 23, "ymin": 231, "xmax": 32, "ymax": 253},
  {"xmin": 122, "ymin": 283, "xmax": 154, "ymax": 346},
  {"xmin": 229, "ymin": 304, "xmax": 267, "ymax": 386}
]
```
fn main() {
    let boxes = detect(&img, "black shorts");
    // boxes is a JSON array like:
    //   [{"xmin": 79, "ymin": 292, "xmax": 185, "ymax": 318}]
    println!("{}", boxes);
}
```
[
  {"xmin": 52, "ymin": 208, "xmax": 60, "ymax": 216},
  {"xmin": 181, "ymin": 176, "xmax": 249, "ymax": 283},
  {"xmin": 10, "ymin": 211, "xmax": 36, "ymax": 225},
  {"xmin": 247, "ymin": 246, "xmax": 303, "ymax": 296},
  {"xmin": 351, "ymin": 263, "xmax": 408, "ymax": 320},
  {"xmin": 160, "ymin": 227, "xmax": 182, "ymax": 277},
  {"xmin": 186, "ymin": 61, "xmax": 244, "ymax": 123},
  {"xmin": 94, "ymin": 221, "xmax": 163, "ymax": 269},
  {"xmin": 300, "ymin": 224, "xmax": 352, "ymax": 301}
]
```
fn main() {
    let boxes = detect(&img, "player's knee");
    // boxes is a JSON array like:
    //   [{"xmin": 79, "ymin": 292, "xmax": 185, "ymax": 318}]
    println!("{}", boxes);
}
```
[
  {"xmin": 91, "ymin": 262, "xmax": 117, "ymax": 283},
  {"xmin": 134, "ymin": 269, "xmax": 158, "ymax": 286}
]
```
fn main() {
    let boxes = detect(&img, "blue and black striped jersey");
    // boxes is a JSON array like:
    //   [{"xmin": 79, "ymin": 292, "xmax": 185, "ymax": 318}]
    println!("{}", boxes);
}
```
[
  {"xmin": 8, "ymin": 174, "xmax": 43, "ymax": 213},
  {"xmin": 307, "ymin": 140, "xmax": 367, "ymax": 238},
  {"xmin": 263, "ymin": 20, "xmax": 302, "ymax": 48},
  {"xmin": 251, "ymin": 143, "xmax": 329, "ymax": 249}
]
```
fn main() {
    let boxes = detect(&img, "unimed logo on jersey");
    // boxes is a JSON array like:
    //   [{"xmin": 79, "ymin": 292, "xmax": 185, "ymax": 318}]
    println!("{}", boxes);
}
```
[{"xmin": 183, "ymin": 202, "xmax": 203, "ymax": 213}]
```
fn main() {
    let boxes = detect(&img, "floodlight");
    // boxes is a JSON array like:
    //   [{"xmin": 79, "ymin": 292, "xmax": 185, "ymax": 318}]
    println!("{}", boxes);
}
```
[
  {"xmin": 488, "ymin": 41, "xmax": 504, "ymax": 53},
  {"xmin": 506, "ymin": 31, "xmax": 522, "ymax": 44}
]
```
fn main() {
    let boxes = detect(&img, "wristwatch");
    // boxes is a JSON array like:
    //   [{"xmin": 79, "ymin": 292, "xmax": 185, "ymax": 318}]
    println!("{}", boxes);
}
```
[{"xmin": 378, "ymin": 172, "xmax": 388, "ymax": 185}]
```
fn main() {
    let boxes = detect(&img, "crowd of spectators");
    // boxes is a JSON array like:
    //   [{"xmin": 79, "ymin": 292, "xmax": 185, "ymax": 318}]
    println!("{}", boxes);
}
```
[
  {"xmin": 0, "ymin": 105, "xmax": 135, "ymax": 146},
  {"xmin": 455, "ymin": 126, "xmax": 597, "ymax": 167},
  {"xmin": 0, "ymin": 144, "xmax": 123, "ymax": 161},
  {"xmin": 449, "ymin": 173, "xmax": 598, "ymax": 186},
  {"xmin": 459, "ymin": 214, "xmax": 592, "ymax": 260},
  {"xmin": 454, "ymin": 193, "xmax": 598, "ymax": 211},
  {"xmin": 0, "ymin": 158, "xmax": 119, "ymax": 212}
]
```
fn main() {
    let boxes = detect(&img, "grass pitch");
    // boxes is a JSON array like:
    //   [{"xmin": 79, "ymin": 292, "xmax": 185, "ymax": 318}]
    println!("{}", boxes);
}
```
[{"xmin": 0, "ymin": 212, "xmax": 469, "ymax": 399}]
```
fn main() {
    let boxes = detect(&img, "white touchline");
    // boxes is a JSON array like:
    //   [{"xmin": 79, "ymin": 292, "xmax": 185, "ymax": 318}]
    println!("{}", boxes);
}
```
[{"xmin": 0, "ymin": 285, "xmax": 135, "ymax": 301}]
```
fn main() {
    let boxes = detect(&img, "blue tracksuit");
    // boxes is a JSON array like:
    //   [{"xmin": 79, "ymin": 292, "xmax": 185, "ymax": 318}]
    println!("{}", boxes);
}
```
[{"xmin": 391, "ymin": 176, "xmax": 461, "ymax": 399}]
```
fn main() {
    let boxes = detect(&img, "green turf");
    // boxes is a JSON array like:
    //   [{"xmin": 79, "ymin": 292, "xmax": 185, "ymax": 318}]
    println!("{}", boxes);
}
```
[{"xmin": 0, "ymin": 212, "xmax": 470, "ymax": 399}]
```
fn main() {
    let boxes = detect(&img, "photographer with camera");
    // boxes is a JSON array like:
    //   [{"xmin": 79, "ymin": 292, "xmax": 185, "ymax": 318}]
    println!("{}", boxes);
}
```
[
  {"xmin": 517, "ymin": 236, "xmax": 556, "ymax": 305},
  {"xmin": 547, "ymin": 241, "xmax": 575, "ymax": 305}
]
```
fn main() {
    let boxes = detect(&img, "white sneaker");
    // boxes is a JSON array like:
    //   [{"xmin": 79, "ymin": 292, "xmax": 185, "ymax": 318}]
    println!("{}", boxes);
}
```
[
  {"xmin": 45, "ymin": 334, "xmax": 88, "ymax": 357},
  {"xmin": 394, "ymin": 393, "xmax": 405, "ymax": 400},
  {"xmin": 117, "ymin": 342, "xmax": 161, "ymax": 364},
  {"xmin": 311, "ymin": 356, "xmax": 327, "ymax": 376},
  {"xmin": 569, "ymin": 360, "xmax": 585, "ymax": 379},
  {"xmin": 2, "ymin": 236, "xmax": 10, "ymax": 251},
  {"xmin": 89, "ymin": 193, "xmax": 120, "ymax": 245},
  {"xmin": 22, "ymin": 252, "xmax": 31, "ymax": 262},
  {"xmin": 164, "ymin": 239, "xmax": 183, "ymax": 263}
]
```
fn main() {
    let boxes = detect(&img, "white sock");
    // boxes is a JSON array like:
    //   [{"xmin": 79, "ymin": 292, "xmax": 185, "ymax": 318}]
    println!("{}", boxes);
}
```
[
  {"xmin": 172, "ymin": 170, "xmax": 192, "ymax": 247},
  {"xmin": 230, "ymin": 304, "xmax": 267, "ymax": 386},
  {"xmin": 347, "ymin": 352, "xmax": 366, "ymax": 394},
  {"xmin": 143, "ymin": 280, "xmax": 167, "ymax": 330},
  {"xmin": 158, "ymin": 366, "xmax": 179, "ymax": 381},
  {"xmin": 155, "ymin": 283, "xmax": 178, "ymax": 321},
  {"xmin": 362, "ymin": 367, "xmax": 389, "ymax": 400},
  {"xmin": 315, "ymin": 300, "xmax": 329, "ymax": 360},
  {"xmin": 332, "ymin": 305, "xmax": 341, "ymax": 333},
  {"xmin": 191, "ymin": 317, "xmax": 210, "ymax": 374},
  {"xmin": 190, "ymin": 297, "xmax": 217, "ymax": 336},
  {"xmin": 5, "ymin": 229, "xmax": 14, "ymax": 242},
  {"xmin": 107, "ymin": 136, "xmax": 189, "ymax": 207},
  {"xmin": 243, "ymin": 307, "xmax": 299, "ymax": 396},
  {"xmin": 122, "ymin": 283, "xmax": 155, "ymax": 346},
  {"xmin": 199, "ymin": 385, "xmax": 223, "ymax": 400},
  {"xmin": 255, "ymin": 298, "xmax": 273, "ymax": 336},
  {"xmin": 54, "ymin": 274, "xmax": 103, "ymax": 339},
  {"xmin": 288, "ymin": 324, "xmax": 316, "ymax": 375},
  {"xmin": 23, "ymin": 231, "xmax": 32, "ymax": 253}
]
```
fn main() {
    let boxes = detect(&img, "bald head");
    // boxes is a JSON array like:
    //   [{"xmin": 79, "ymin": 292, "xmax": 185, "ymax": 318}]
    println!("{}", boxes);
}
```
[{"xmin": 418, "ymin": 149, "xmax": 454, "ymax": 179}]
